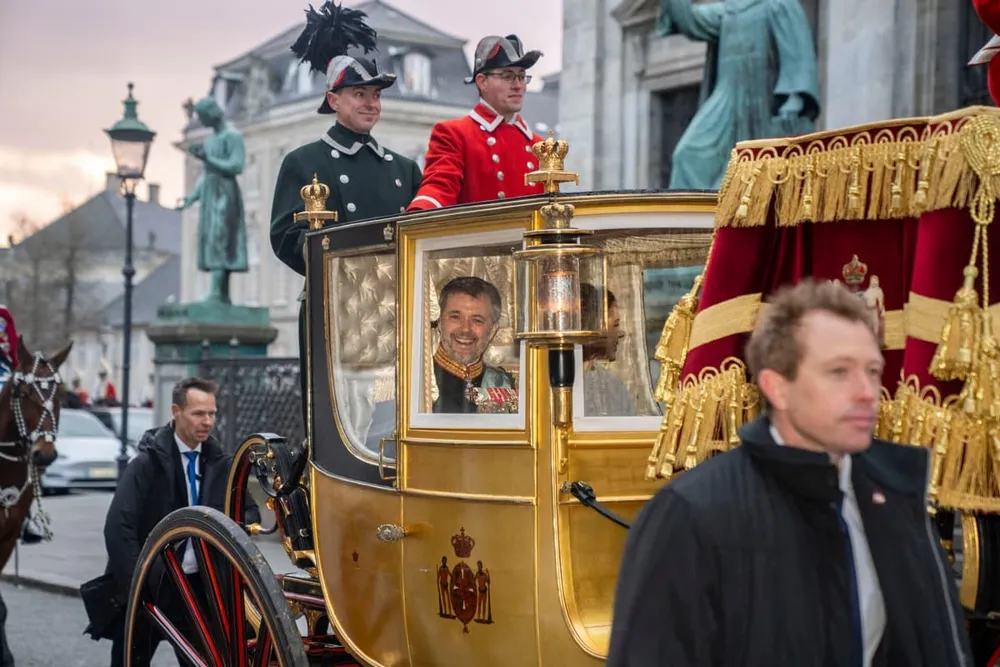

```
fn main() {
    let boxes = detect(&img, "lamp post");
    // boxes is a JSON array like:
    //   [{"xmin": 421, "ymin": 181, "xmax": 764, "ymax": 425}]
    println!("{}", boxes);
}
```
[{"xmin": 105, "ymin": 82, "xmax": 156, "ymax": 479}]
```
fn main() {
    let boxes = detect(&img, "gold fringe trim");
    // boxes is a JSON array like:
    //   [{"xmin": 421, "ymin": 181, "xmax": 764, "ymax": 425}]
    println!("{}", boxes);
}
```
[
  {"xmin": 715, "ymin": 106, "xmax": 1000, "ymax": 228},
  {"xmin": 646, "ymin": 358, "xmax": 761, "ymax": 480}
]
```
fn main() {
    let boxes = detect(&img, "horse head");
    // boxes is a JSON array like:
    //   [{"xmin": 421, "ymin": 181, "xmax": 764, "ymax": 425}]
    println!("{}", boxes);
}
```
[{"xmin": 4, "ymin": 338, "xmax": 73, "ymax": 468}]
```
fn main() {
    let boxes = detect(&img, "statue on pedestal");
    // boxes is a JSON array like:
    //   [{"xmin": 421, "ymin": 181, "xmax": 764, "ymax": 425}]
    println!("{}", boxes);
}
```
[
  {"xmin": 657, "ymin": 0, "xmax": 821, "ymax": 190},
  {"xmin": 177, "ymin": 96, "xmax": 248, "ymax": 304}
]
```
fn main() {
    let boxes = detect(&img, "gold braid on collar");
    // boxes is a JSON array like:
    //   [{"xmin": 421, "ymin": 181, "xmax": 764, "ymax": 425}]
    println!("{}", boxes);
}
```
[{"xmin": 433, "ymin": 345, "xmax": 483, "ymax": 381}]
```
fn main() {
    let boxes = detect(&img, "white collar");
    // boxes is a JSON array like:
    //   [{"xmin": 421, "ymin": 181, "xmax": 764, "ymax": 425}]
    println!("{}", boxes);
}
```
[
  {"xmin": 174, "ymin": 432, "xmax": 202, "ymax": 457},
  {"xmin": 469, "ymin": 99, "xmax": 533, "ymax": 140},
  {"xmin": 769, "ymin": 423, "xmax": 852, "ymax": 494}
]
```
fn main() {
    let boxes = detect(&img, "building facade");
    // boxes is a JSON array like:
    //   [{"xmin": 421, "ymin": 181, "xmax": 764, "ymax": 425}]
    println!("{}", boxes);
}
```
[
  {"xmin": 560, "ymin": 0, "xmax": 993, "ymax": 192},
  {"xmin": 177, "ymin": 0, "xmax": 559, "ymax": 357},
  {"xmin": 0, "ymin": 175, "xmax": 179, "ymax": 398}
]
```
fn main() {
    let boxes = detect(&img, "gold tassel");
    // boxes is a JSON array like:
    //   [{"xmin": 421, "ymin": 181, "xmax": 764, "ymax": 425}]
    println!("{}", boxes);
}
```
[
  {"xmin": 801, "ymin": 157, "xmax": 815, "ymax": 220},
  {"xmin": 890, "ymin": 147, "xmax": 906, "ymax": 212},
  {"xmin": 914, "ymin": 138, "xmax": 937, "ymax": 208},
  {"xmin": 927, "ymin": 409, "xmax": 952, "ymax": 504},
  {"xmin": 653, "ymin": 276, "xmax": 703, "ymax": 402},
  {"xmin": 847, "ymin": 147, "xmax": 862, "ymax": 217},
  {"xmin": 736, "ymin": 163, "xmax": 761, "ymax": 220},
  {"xmin": 930, "ymin": 265, "xmax": 982, "ymax": 381}
]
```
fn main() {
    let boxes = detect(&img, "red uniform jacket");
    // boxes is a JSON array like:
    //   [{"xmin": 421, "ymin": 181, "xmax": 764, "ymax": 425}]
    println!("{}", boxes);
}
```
[{"xmin": 408, "ymin": 102, "xmax": 544, "ymax": 211}]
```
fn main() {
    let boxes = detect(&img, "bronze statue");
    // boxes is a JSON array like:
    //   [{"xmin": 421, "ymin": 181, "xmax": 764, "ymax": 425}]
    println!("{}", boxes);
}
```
[
  {"xmin": 657, "ymin": 0, "xmax": 821, "ymax": 189},
  {"xmin": 177, "ymin": 96, "xmax": 249, "ymax": 304}
]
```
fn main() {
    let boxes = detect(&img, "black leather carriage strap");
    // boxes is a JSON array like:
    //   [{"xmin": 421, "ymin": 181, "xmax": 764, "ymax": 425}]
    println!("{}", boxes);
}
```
[{"xmin": 562, "ymin": 481, "xmax": 632, "ymax": 530}]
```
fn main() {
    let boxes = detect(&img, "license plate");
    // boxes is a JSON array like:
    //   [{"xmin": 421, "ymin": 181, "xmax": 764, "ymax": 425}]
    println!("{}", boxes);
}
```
[{"xmin": 89, "ymin": 467, "xmax": 116, "ymax": 479}]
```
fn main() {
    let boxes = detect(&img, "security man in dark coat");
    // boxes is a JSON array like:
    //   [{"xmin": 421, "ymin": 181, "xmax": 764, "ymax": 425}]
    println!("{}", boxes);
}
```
[
  {"xmin": 270, "ymin": 2, "xmax": 421, "ymax": 423},
  {"xmin": 608, "ymin": 279, "xmax": 973, "ymax": 667},
  {"xmin": 101, "ymin": 377, "xmax": 260, "ymax": 667}
]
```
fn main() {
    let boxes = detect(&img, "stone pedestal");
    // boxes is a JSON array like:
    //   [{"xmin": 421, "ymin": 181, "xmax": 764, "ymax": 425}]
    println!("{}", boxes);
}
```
[{"xmin": 147, "ymin": 301, "xmax": 278, "ymax": 425}]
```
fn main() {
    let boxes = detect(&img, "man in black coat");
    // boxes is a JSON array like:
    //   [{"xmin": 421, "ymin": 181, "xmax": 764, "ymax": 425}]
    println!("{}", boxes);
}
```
[
  {"xmin": 270, "ymin": 3, "xmax": 422, "ymax": 427},
  {"xmin": 608, "ymin": 279, "xmax": 973, "ymax": 667},
  {"xmin": 102, "ymin": 377, "xmax": 260, "ymax": 666}
]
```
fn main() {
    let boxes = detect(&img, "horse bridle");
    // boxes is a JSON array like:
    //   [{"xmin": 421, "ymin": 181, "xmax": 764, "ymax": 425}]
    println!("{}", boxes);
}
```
[{"xmin": 0, "ymin": 352, "xmax": 62, "ymax": 541}]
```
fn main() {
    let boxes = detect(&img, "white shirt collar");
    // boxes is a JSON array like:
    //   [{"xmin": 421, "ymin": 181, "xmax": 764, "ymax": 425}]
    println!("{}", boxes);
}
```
[
  {"xmin": 174, "ymin": 431, "xmax": 202, "ymax": 457},
  {"xmin": 769, "ymin": 423, "xmax": 852, "ymax": 494}
]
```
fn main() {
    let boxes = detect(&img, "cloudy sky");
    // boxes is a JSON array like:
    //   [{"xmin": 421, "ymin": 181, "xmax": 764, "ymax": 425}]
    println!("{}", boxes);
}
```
[{"xmin": 0, "ymin": 0, "xmax": 562, "ymax": 242}]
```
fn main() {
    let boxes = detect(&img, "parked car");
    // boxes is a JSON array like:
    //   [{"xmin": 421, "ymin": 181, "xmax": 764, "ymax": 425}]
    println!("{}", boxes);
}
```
[
  {"xmin": 89, "ymin": 406, "xmax": 156, "ymax": 447},
  {"xmin": 41, "ymin": 409, "xmax": 137, "ymax": 494}
]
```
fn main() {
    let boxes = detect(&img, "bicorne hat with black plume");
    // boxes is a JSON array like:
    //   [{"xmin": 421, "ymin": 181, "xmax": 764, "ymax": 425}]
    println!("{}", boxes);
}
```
[{"xmin": 290, "ymin": 1, "xmax": 396, "ymax": 114}]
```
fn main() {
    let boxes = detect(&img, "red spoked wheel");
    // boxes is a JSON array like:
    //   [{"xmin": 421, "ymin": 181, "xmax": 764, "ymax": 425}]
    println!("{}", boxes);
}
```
[{"xmin": 123, "ymin": 506, "xmax": 309, "ymax": 667}]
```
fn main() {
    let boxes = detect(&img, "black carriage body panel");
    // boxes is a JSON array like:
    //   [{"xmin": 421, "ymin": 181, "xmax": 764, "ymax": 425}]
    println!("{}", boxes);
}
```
[{"xmin": 307, "ymin": 217, "xmax": 395, "ymax": 486}]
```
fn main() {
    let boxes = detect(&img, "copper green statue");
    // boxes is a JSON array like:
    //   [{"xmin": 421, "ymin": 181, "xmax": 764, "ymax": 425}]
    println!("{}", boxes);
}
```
[
  {"xmin": 177, "ymin": 96, "xmax": 248, "ymax": 304},
  {"xmin": 658, "ymin": 0, "xmax": 821, "ymax": 189}
]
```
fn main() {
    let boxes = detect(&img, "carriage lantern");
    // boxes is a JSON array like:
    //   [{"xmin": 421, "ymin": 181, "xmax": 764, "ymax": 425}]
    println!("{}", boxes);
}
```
[
  {"xmin": 104, "ymin": 83, "xmax": 156, "ymax": 182},
  {"xmin": 514, "ymin": 134, "xmax": 607, "ymax": 432}
]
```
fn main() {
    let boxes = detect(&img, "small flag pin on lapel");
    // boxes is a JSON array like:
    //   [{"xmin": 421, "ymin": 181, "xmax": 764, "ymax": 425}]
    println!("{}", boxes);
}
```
[{"xmin": 872, "ymin": 491, "xmax": 886, "ymax": 504}]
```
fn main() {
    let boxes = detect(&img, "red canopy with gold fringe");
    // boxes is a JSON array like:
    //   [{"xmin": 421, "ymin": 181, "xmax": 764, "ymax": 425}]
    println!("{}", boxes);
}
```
[{"xmin": 646, "ymin": 106, "xmax": 1000, "ymax": 514}]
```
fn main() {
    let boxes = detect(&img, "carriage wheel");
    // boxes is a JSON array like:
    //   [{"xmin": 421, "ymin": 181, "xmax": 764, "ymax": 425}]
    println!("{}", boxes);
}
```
[{"xmin": 124, "ymin": 506, "xmax": 308, "ymax": 667}]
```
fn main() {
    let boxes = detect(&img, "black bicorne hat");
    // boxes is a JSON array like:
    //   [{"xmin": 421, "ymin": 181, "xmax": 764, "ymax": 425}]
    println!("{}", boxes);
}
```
[
  {"xmin": 464, "ymin": 34, "xmax": 543, "ymax": 84},
  {"xmin": 290, "ymin": 1, "xmax": 397, "ymax": 114}
]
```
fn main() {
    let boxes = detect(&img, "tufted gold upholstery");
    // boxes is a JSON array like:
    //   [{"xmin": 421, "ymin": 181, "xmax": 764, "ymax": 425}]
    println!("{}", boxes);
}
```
[{"xmin": 327, "ymin": 253, "xmax": 397, "ymax": 457}]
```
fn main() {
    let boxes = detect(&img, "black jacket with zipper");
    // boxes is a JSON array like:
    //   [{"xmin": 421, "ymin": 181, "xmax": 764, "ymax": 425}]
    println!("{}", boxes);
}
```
[{"xmin": 607, "ymin": 416, "xmax": 973, "ymax": 667}]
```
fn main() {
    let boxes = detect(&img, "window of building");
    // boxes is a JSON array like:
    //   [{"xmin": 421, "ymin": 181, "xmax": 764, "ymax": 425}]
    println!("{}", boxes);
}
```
[{"xmin": 403, "ymin": 51, "xmax": 432, "ymax": 98}]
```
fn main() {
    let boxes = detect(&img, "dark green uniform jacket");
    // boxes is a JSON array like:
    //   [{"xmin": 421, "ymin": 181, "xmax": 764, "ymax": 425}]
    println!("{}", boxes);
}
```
[{"xmin": 269, "ymin": 122, "xmax": 422, "ymax": 423}]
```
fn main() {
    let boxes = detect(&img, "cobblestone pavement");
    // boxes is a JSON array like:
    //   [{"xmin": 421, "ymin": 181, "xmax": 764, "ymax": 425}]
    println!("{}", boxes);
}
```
[{"xmin": 2, "ymin": 580, "xmax": 177, "ymax": 666}]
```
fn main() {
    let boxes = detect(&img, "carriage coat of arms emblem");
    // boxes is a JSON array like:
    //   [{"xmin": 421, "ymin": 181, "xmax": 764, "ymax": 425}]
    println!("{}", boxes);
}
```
[{"xmin": 437, "ymin": 527, "xmax": 493, "ymax": 633}]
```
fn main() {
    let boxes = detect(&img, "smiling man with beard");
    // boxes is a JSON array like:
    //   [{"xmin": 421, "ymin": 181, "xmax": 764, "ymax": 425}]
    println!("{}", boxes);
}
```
[{"xmin": 431, "ymin": 276, "xmax": 516, "ymax": 414}]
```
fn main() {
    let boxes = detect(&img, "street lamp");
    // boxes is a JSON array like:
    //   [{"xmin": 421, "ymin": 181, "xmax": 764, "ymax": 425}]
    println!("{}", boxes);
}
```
[{"xmin": 105, "ymin": 82, "xmax": 156, "ymax": 479}]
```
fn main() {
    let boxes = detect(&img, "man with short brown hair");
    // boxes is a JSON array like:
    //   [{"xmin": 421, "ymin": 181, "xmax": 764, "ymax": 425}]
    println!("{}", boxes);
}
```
[
  {"xmin": 407, "ymin": 34, "xmax": 546, "ymax": 211},
  {"xmin": 100, "ymin": 377, "xmax": 259, "ymax": 666},
  {"xmin": 607, "ymin": 279, "xmax": 972, "ymax": 667}
]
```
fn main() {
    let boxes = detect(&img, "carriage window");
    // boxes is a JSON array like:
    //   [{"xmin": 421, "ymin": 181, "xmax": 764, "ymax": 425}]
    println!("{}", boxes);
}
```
[
  {"xmin": 575, "ymin": 229, "xmax": 712, "ymax": 422},
  {"xmin": 410, "ymin": 229, "xmax": 525, "ymax": 430},
  {"xmin": 327, "ymin": 251, "xmax": 397, "ymax": 463}
]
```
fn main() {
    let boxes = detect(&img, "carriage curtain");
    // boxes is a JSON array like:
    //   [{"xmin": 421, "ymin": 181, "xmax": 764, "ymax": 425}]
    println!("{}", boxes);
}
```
[{"xmin": 646, "ymin": 106, "xmax": 1000, "ymax": 514}]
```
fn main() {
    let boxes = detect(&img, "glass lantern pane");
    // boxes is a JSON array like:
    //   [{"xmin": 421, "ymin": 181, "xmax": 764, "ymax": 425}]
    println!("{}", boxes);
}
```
[
  {"xmin": 579, "ymin": 255, "xmax": 607, "ymax": 335},
  {"xmin": 110, "ymin": 138, "xmax": 150, "ymax": 179},
  {"xmin": 538, "ymin": 254, "xmax": 581, "ymax": 333}
]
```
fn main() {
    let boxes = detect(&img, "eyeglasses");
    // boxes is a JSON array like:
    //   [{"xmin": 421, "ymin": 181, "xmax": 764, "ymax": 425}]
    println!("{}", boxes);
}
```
[{"xmin": 486, "ymin": 71, "xmax": 531, "ymax": 84}]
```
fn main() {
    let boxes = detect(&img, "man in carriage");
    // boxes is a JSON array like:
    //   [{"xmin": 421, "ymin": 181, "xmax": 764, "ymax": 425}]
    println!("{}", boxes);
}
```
[
  {"xmin": 429, "ymin": 276, "xmax": 517, "ymax": 414},
  {"xmin": 406, "ymin": 34, "xmax": 547, "ymax": 211},
  {"xmin": 270, "ymin": 1, "xmax": 422, "ymax": 424}
]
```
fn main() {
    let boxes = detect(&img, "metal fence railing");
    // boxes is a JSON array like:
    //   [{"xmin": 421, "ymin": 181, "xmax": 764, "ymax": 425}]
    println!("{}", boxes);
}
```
[{"xmin": 198, "ymin": 348, "xmax": 304, "ymax": 454}]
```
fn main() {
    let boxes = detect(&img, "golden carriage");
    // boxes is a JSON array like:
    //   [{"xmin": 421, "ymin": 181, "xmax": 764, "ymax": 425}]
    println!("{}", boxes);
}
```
[{"xmin": 123, "ymin": 106, "xmax": 1000, "ymax": 666}]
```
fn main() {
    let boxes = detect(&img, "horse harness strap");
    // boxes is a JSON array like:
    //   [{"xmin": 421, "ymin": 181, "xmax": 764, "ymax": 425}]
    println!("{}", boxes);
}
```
[{"xmin": 0, "ymin": 352, "xmax": 61, "ymax": 541}]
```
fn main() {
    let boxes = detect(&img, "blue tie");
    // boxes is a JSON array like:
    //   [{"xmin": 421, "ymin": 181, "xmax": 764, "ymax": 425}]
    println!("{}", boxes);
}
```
[
  {"xmin": 834, "ymin": 496, "xmax": 863, "ymax": 667},
  {"xmin": 184, "ymin": 451, "xmax": 199, "ymax": 506}
]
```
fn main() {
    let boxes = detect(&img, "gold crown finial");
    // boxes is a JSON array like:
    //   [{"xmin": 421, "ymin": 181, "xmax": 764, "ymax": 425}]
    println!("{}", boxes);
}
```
[
  {"xmin": 294, "ymin": 174, "xmax": 338, "ymax": 230},
  {"xmin": 842, "ymin": 254, "xmax": 868, "ymax": 289},
  {"xmin": 525, "ymin": 131, "xmax": 579, "ymax": 195}
]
